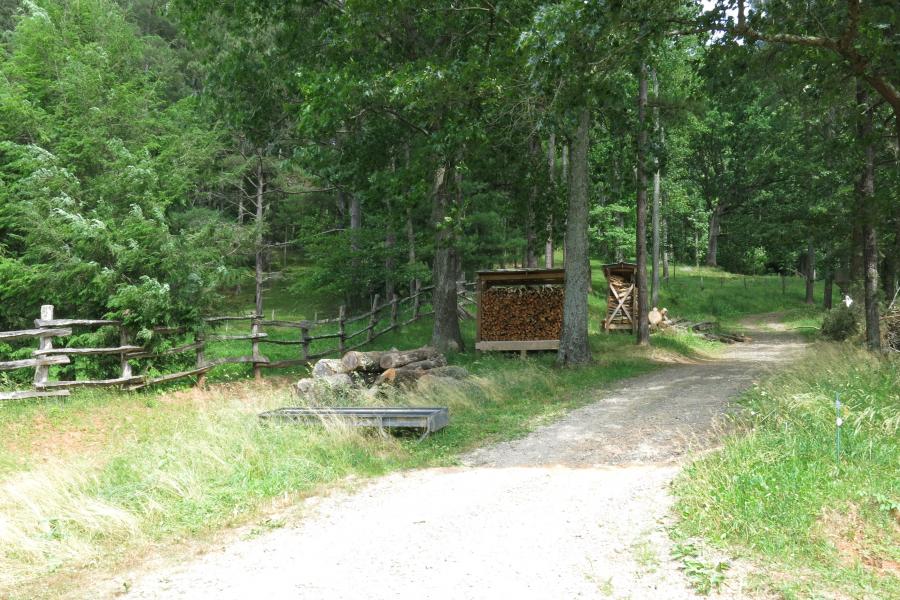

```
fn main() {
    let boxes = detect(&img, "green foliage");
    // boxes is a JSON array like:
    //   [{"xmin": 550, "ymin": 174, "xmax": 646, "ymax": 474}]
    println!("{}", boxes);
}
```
[
  {"xmin": 821, "ymin": 305, "xmax": 861, "ymax": 342},
  {"xmin": 0, "ymin": 0, "xmax": 240, "ymax": 330}
]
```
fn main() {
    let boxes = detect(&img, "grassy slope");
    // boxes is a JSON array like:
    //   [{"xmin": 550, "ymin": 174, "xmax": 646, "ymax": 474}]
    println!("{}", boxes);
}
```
[
  {"xmin": 673, "ymin": 344, "xmax": 900, "ymax": 599},
  {"xmin": 0, "ymin": 264, "xmax": 824, "ymax": 598}
]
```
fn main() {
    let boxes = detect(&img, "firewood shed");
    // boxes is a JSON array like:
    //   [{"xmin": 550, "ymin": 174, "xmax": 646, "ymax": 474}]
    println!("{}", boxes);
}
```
[
  {"xmin": 602, "ymin": 262, "xmax": 639, "ymax": 332},
  {"xmin": 475, "ymin": 268, "xmax": 565, "ymax": 357}
]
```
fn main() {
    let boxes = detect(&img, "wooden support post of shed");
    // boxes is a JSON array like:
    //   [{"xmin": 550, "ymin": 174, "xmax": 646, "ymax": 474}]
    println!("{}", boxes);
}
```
[{"xmin": 33, "ymin": 305, "xmax": 54, "ymax": 387}]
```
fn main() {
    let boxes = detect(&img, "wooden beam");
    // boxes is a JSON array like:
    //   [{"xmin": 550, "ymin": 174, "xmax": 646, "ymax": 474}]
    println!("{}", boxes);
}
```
[
  {"xmin": 0, "ymin": 328, "xmax": 71, "ymax": 342},
  {"xmin": 0, "ymin": 389, "xmax": 70, "ymax": 401},
  {"xmin": 34, "ymin": 319, "xmax": 119, "ymax": 328},
  {"xmin": 474, "ymin": 340, "xmax": 560, "ymax": 351},
  {"xmin": 0, "ymin": 355, "xmax": 70, "ymax": 371},
  {"xmin": 33, "ymin": 346, "xmax": 143, "ymax": 356}
]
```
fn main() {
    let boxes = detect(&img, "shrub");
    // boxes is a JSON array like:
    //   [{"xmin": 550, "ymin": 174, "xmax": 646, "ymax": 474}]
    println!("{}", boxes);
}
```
[{"xmin": 821, "ymin": 304, "xmax": 860, "ymax": 341}]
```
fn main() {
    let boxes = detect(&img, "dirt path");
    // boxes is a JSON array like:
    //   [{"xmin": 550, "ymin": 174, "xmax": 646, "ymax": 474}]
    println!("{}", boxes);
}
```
[{"xmin": 112, "ymin": 317, "xmax": 805, "ymax": 600}]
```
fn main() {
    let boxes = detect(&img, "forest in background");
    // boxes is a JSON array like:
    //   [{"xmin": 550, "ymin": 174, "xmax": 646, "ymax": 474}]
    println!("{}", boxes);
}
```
[{"xmin": 0, "ymin": 0, "xmax": 897, "ymax": 360}]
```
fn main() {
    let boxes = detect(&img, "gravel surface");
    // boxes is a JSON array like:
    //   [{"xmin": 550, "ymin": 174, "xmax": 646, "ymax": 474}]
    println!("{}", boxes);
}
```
[{"xmin": 110, "ymin": 318, "xmax": 804, "ymax": 600}]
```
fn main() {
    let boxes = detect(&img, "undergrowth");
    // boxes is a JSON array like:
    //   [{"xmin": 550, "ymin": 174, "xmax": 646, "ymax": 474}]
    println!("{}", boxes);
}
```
[{"xmin": 672, "ymin": 344, "xmax": 900, "ymax": 599}]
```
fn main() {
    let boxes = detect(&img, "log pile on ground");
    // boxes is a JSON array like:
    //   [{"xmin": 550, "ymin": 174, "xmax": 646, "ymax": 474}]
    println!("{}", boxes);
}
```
[
  {"xmin": 294, "ymin": 346, "xmax": 469, "ymax": 398},
  {"xmin": 480, "ymin": 286, "xmax": 563, "ymax": 341}
]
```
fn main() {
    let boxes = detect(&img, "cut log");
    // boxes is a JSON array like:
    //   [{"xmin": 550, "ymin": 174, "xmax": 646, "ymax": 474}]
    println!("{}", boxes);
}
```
[
  {"xmin": 402, "ymin": 356, "xmax": 448, "ymax": 371},
  {"xmin": 341, "ymin": 350, "xmax": 394, "ymax": 373},
  {"xmin": 379, "ymin": 347, "xmax": 439, "ymax": 370},
  {"xmin": 312, "ymin": 358, "xmax": 348, "ymax": 379},
  {"xmin": 648, "ymin": 307, "xmax": 663, "ymax": 328}
]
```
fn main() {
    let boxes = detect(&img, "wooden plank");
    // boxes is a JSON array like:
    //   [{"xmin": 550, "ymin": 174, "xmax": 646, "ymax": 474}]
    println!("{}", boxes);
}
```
[
  {"xmin": 0, "ymin": 355, "xmax": 70, "ymax": 371},
  {"xmin": 205, "ymin": 315, "xmax": 256, "ymax": 322},
  {"xmin": 33, "ymin": 346, "xmax": 142, "ymax": 356},
  {"xmin": 128, "ymin": 366, "xmax": 212, "ymax": 390},
  {"xmin": 0, "ymin": 328, "xmax": 71, "ymax": 342},
  {"xmin": 206, "ymin": 334, "xmax": 268, "ymax": 342},
  {"xmin": 475, "ymin": 340, "xmax": 560, "ymax": 351},
  {"xmin": 260, "ymin": 320, "xmax": 312, "ymax": 329},
  {"xmin": 0, "ymin": 389, "xmax": 70, "ymax": 401},
  {"xmin": 34, "ymin": 319, "xmax": 119, "ymax": 328},
  {"xmin": 34, "ymin": 376, "xmax": 145, "ymax": 389},
  {"xmin": 34, "ymin": 305, "xmax": 55, "ymax": 387},
  {"xmin": 127, "ymin": 342, "xmax": 204, "ymax": 359},
  {"xmin": 203, "ymin": 355, "xmax": 270, "ymax": 367},
  {"xmin": 259, "ymin": 358, "xmax": 308, "ymax": 369},
  {"xmin": 256, "ymin": 338, "xmax": 303, "ymax": 346}
]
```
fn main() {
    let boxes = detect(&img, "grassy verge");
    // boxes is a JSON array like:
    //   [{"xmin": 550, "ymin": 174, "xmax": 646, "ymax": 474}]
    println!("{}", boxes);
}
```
[{"xmin": 672, "ymin": 344, "xmax": 900, "ymax": 599}]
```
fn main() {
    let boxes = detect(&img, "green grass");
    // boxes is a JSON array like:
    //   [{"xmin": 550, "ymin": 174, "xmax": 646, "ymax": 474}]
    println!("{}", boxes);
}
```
[{"xmin": 672, "ymin": 344, "xmax": 900, "ymax": 599}]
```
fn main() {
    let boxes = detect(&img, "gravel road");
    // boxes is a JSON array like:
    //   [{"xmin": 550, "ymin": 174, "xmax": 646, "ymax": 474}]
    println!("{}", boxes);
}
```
[{"xmin": 112, "ymin": 318, "xmax": 804, "ymax": 600}]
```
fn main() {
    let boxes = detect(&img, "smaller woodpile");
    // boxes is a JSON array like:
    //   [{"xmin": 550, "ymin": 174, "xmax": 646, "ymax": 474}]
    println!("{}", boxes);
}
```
[
  {"xmin": 294, "ymin": 346, "xmax": 469, "ymax": 399},
  {"xmin": 480, "ymin": 286, "xmax": 564, "ymax": 341},
  {"xmin": 603, "ymin": 263, "xmax": 638, "ymax": 332}
]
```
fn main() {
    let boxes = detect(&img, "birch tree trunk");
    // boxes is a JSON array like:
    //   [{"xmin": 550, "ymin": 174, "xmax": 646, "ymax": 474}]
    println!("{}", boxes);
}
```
[
  {"xmin": 545, "ymin": 133, "xmax": 556, "ymax": 268},
  {"xmin": 430, "ymin": 165, "xmax": 464, "ymax": 352},
  {"xmin": 651, "ymin": 69, "xmax": 661, "ymax": 308},
  {"xmin": 557, "ymin": 107, "xmax": 592, "ymax": 366},
  {"xmin": 635, "ymin": 65, "xmax": 650, "ymax": 345},
  {"xmin": 254, "ymin": 160, "xmax": 266, "ymax": 318}
]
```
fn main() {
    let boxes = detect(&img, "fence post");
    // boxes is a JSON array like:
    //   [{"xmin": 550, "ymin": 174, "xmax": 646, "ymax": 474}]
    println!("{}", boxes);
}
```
[
  {"xmin": 412, "ymin": 281, "xmax": 421, "ymax": 321},
  {"xmin": 33, "ymin": 305, "xmax": 55, "ymax": 388},
  {"xmin": 251, "ymin": 315, "xmax": 262, "ymax": 381},
  {"xmin": 338, "ymin": 306, "xmax": 346, "ymax": 354},
  {"xmin": 390, "ymin": 293, "xmax": 399, "ymax": 330},
  {"xmin": 195, "ymin": 330, "xmax": 206, "ymax": 387},
  {"xmin": 300, "ymin": 324, "xmax": 310, "ymax": 361},
  {"xmin": 367, "ymin": 294, "xmax": 380, "ymax": 342},
  {"xmin": 120, "ymin": 328, "xmax": 132, "ymax": 380}
]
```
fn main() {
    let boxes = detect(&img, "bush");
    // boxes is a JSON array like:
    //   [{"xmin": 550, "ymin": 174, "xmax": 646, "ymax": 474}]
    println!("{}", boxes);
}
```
[{"xmin": 821, "ymin": 304, "xmax": 860, "ymax": 341}]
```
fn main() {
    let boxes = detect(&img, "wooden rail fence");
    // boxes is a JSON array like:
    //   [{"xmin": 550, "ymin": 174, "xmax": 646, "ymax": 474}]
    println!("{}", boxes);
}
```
[{"xmin": 0, "ymin": 282, "xmax": 476, "ymax": 401}]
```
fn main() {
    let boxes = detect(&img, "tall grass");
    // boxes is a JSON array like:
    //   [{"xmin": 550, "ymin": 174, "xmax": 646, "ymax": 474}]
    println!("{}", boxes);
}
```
[{"xmin": 673, "ymin": 344, "xmax": 900, "ymax": 599}]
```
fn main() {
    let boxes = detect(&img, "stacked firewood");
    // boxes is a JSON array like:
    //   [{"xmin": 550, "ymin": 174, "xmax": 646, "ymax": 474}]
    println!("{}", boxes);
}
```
[
  {"xmin": 480, "ymin": 286, "xmax": 563, "ymax": 341},
  {"xmin": 606, "ymin": 274, "xmax": 637, "ymax": 327},
  {"xmin": 294, "ymin": 346, "xmax": 469, "ymax": 398}
]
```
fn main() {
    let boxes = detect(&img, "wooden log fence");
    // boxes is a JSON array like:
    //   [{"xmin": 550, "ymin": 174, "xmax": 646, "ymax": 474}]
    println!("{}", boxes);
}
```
[{"xmin": 0, "ymin": 283, "xmax": 476, "ymax": 400}]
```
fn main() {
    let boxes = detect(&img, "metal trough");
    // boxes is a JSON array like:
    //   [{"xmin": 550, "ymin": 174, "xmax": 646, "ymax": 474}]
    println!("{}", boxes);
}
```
[{"xmin": 259, "ymin": 406, "xmax": 449, "ymax": 439}]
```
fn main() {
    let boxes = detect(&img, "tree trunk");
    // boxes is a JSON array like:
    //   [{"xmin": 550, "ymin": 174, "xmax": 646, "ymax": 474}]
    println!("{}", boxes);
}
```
[
  {"xmin": 823, "ymin": 267, "xmax": 833, "ymax": 310},
  {"xmin": 557, "ymin": 106, "xmax": 592, "ymax": 366},
  {"xmin": 254, "ymin": 160, "xmax": 266, "ymax": 318},
  {"xmin": 857, "ymin": 84, "xmax": 880, "ymax": 350},
  {"xmin": 635, "ymin": 65, "xmax": 650, "ymax": 345},
  {"xmin": 705, "ymin": 204, "xmax": 721, "ymax": 267},
  {"xmin": 545, "ymin": 133, "xmax": 556, "ymax": 268},
  {"xmin": 385, "ymin": 228, "xmax": 396, "ymax": 300},
  {"xmin": 805, "ymin": 239, "xmax": 815, "ymax": 304},
  {"xmin": 406, "ymin": 207, "xmax": 418, "ymax": 297},
  {"xmin": 430, "ymin": 165, "xmax": 464, "ymax": 352},
  {"xmin": 662, "ymin": 193, "xmax": 670, "ymax": 281},
  {"xmin": 651, "ymin": 69, "xmax": 661, "ymax": 308},
  {"xmin": 525, "ymin": 139, "xmax": 539, "ymax": 267}
]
